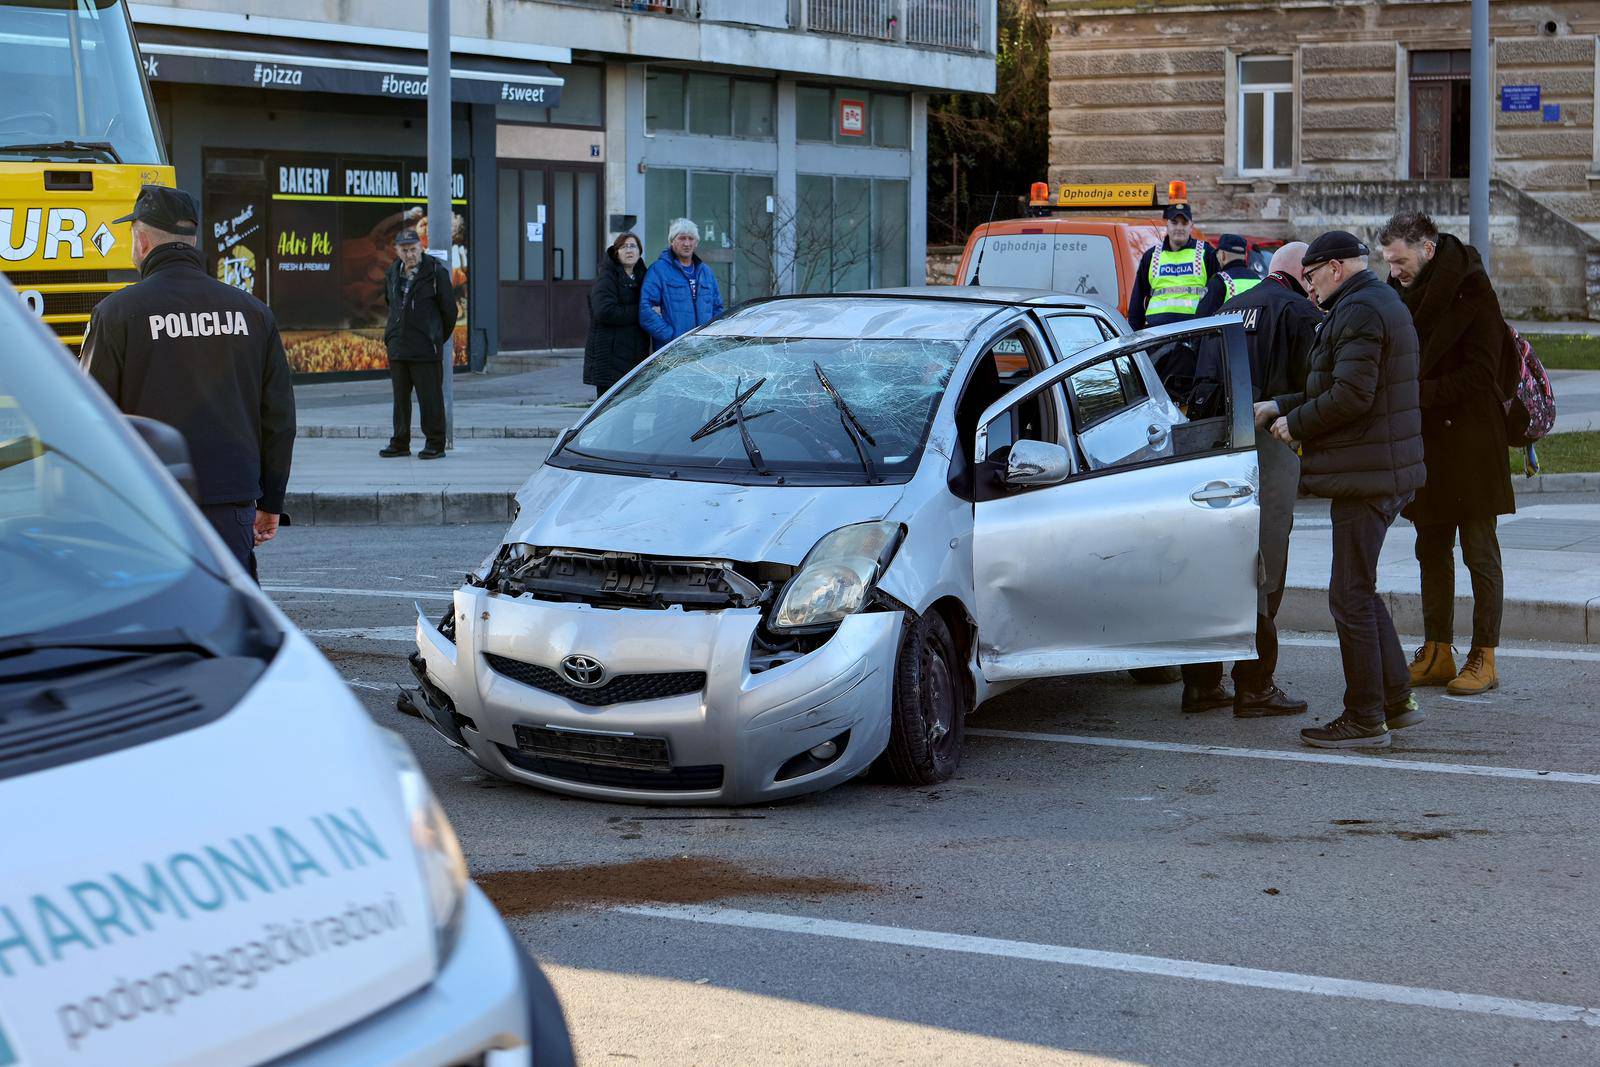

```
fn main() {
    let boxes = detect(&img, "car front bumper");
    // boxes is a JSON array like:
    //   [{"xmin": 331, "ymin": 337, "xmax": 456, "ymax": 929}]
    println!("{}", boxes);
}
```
[
  {"xmin": 411, "ymin": 586, "xmax": 902, "ymax": 805},
  {"xmin": 274, "ymin": 884, "xmax": 573, "ymax": 1067}
]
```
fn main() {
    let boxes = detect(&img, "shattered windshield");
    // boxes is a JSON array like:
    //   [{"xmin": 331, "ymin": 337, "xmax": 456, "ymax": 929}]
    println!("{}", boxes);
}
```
[{"xmin": 557, "ymin": 334, "xmax": 963, "ymax": 484}]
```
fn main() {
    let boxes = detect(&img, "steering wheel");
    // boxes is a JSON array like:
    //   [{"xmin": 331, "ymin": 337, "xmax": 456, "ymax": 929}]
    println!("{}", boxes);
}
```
[{"xmin": 0, "ymin": 111, "xmax": 57, "ymax": 137}]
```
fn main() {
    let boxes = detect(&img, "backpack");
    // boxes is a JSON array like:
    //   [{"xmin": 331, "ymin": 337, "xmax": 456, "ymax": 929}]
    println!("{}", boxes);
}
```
[{"xmin": 1501, "ymin": 326, "xmax": 1556, "ymax": 448}]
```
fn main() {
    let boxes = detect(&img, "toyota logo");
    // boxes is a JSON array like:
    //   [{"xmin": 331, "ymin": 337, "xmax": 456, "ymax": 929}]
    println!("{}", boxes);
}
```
[{"xmin": 560, "ymin": 655, "xmax": 606, "ymax": 688}]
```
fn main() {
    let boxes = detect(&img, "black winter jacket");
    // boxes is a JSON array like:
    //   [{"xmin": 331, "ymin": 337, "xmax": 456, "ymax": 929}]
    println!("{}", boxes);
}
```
[
  {"xmin": 1274, "ymin": 270, "xmax": 1426, "ymax": 500},
  {"xmin": 384, "ymin": 253, "xmax": 457, "ymax": 362},
  {"xmin": 584, "ymin": 250, "xmax": 650, "ymax": 392},
  {"xmin": 1190, "ymin": 272, "xmax": 1319, "ymax": 412},
  {"xmin": 1392, "ymin": 235, "xmax": 1515, "ymax": 525},
  {"xmin": 81, "ymin": 243, "xmax": 296, "ymax": 513}
]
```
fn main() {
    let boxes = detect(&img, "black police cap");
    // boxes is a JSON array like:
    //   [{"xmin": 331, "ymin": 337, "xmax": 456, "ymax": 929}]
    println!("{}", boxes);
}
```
[
  {"xmin": 112, "ymin": 185, "xmax": 199, "ymax": 236},
  {"xmin": 1218, "ymin": 232, "xmax": 1248, "ymax": 254},
  {"xmin": 1163, "ymin": 203, "xmax": 1193, "ymax": 221},
  {"xmin": 1302, "ymin": 230, "xmax": 1370, "ymax": 268}
]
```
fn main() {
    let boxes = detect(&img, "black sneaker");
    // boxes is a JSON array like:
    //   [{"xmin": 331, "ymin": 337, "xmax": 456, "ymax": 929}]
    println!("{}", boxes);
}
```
[
  {"xmin": 379, "ymin": 445, "xmax": 409, "ymax": 458},
  {"xmin": 1300, "ymin": 712, "xmax": 1391, "ymax": 749},
  {"xmin": 1385, "ymin": 693, "xmax": 1425, "ymax": 730},
  {"xmin": 418, "ymin": 447, "xmax": 446, "ymax": 460}
]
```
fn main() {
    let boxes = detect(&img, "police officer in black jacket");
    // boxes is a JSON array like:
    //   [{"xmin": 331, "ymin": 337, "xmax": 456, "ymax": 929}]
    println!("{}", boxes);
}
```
[
  {"xmin": 379, "ymin": 229, "xmax": 457, "ymax": 460},
  {"xmin": 1183, "ymin": 242, "xmax": 1319, "ymax": 719},
  {"xmin": 81, "ymin": 185, "xmax": 295, "ymax": 579}
]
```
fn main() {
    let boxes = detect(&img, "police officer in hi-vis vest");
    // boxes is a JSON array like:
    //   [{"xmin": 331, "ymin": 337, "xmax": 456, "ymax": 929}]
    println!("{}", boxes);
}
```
[
  {"xmin": 1128, "ymin": 202, "xmax": 1220, "ymax": 400},
  {"xmin": 1128, "ymin": 202, "xmax": 1220, "ymax": 331},
  {"xmin": 1196, "ymin": 232, "xmax": 1262, "ymax": 316}
]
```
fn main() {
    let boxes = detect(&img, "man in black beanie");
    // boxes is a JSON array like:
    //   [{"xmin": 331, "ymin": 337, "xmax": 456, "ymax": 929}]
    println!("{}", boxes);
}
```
[{"xmin": 1253, "ymin": 231, "xmax": 1426, "ymax": 748}]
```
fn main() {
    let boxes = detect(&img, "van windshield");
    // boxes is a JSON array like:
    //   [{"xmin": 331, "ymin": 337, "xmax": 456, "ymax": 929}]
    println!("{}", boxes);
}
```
[
  {"xmin": 0, "ymin": 293, "xmax": 222, "ymax": 640},
  {"xmin": 555, "ymin": 333, "xmax": 964, "ymax": 485}
]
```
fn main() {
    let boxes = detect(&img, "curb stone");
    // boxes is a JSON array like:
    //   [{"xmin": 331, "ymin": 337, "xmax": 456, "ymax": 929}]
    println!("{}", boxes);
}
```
[
  {"xmin": 284, "ymin": 490, "xmax": 514, "ymax": 526},
  {"xmin": 1512, "ymin": 472, "xmax": 1599, "ymax": 494},
  {"xmin": 1280, "ymin": 585, "xmax": 1595, "ymax": 646},
  {"xmin": 296, "ymin": 424, "xmax": 561, "ymax": 439}
]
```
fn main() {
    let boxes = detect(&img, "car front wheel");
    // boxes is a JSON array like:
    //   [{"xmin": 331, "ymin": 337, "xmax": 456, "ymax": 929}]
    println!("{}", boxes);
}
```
[{"xmin": 879, "ymin": 611, "xmax": 968, "ymax": 786}]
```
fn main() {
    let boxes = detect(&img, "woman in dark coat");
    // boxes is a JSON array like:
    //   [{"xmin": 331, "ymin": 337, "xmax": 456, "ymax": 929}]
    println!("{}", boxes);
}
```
[{"xmin": 583, "ymin": 232, "xmax": 650, "ymax": 396}]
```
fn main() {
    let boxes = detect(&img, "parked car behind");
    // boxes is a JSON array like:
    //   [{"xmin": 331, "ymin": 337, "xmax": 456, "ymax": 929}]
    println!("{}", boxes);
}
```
[
  {"xmin": 0, "ymin": 278, "xmax": 572, "ymax": 1067},
  {"xmin": 409, "ymin": 289, "xmax": 1262, "ymax": 805}
]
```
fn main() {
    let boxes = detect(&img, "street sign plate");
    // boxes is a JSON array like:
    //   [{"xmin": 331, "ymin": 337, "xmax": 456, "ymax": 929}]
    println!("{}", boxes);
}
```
[
  {"xmin": 1501, "ymin": 85, "xmax": 1540, "ymax": 112},
  {"xmin": 1054, "ymin": 183, "xmax": 1156, "ymax": 208}
]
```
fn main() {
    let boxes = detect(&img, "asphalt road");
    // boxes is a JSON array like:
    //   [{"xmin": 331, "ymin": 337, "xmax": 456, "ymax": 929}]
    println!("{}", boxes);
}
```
[{"xmin": 263, "ymin": 523, "xmax": 1600, "ymax": 1067}]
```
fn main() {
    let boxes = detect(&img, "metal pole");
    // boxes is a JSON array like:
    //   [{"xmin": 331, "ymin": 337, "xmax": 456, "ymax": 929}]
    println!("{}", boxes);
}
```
[
  {"xmin": 428, "ymin": 0, "xmax": 453, "ymax": 447},
  {"xmin": 1469, "ymin": 0, "xmax": 1490, "ymax": 265}
]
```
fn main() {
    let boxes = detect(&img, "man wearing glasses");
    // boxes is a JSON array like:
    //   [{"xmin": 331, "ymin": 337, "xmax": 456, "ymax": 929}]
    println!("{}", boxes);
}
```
[{"xmin": 1253, "ymin": 231, "xmax": 1426, "ymax": 749}]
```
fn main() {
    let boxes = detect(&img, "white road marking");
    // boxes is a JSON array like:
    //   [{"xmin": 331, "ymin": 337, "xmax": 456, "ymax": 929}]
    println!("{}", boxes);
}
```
[
  {"xmin": 1442, "ymin": 695, "xmax": 1495, "ymax": 705},
  {"xmin": 346, "ymin": 680, "xmax": 386, "ymax": 691},
  {"xmin": 618, "ymin": 905, "xmax": 1600, "ymax": 1028},
  {"xmin": 263, "ymin": 584, "xmax": 451, "ymax": 601},
  {"xmin": 968, "ymin": 729, "xmax": 1600, "ymax": 786},
  {"xmin": 308, "ymin": 626, "xmax": 416, "ymax": 642},
  {"xmin": 1282, "ymin": 635, "xmax": 1600, "ymax": 664}
]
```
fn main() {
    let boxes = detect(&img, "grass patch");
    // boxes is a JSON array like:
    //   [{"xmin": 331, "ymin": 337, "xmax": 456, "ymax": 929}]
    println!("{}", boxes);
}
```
[
  {"xmin": 1520, "ymin": 334, "xmax": 1600, "ymax": 371},
  {"xmin": 1511, "ymin": 431, "xmax": 1600, "ymax": 474}
]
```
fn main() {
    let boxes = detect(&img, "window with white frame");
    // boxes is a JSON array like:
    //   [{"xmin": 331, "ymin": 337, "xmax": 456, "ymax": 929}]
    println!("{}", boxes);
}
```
[{"xmin": 1238, "ymin": 56, "xmax": 1294, "ymax": 174}]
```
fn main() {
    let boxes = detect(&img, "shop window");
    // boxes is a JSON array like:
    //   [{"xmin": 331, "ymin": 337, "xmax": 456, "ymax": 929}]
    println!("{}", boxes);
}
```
[
  {"xmin": 1408, "ymin": 49, "xmax": 1471, "ymax": 180},
  {"xmin": 795, "ymin": 175, "xmax": 909, "ymax": 293},
  {"xmin": 498, "ymin": 62, "xmax": 604, "ymax": 128},
  {"xmin": 796, "ymin": 85, "xmax": 833, "ymax": 142},
  {"xmin": 1237, "ymin": 56, "xmax": 1294, "ymax": 175},
  {"xmin": 871, "ymin": 93, "xmax": 910, "ymax": 148},
  {"xmin": 646, "ymin": 70, "xmax": 687, "ymax": 133},
  {"xmin": 733, "ymin": 80, "xmax": 776, "ymax": 139},
  {"xmin": 646, "ymin": 166, "xmax": 775, "ymax": 303},
  {"xmin": 648, "ymin": 68, "xmax": 774, "ymax": 140}
]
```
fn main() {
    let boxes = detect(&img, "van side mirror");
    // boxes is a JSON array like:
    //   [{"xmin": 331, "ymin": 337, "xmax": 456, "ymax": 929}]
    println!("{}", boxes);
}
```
[
  {"xmin": 1003, "ymin": 440, "xmax": 1072, "ymax": 488},
  {"xmin": 127, "ymin": 416, "xmax": 199, "ymax": 502}
]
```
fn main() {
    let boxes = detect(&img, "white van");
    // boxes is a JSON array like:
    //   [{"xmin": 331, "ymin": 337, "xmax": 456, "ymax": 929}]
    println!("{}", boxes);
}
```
[{"xmin": 0, "ymin": 279, "xmax": 572, "ymax": 1066}]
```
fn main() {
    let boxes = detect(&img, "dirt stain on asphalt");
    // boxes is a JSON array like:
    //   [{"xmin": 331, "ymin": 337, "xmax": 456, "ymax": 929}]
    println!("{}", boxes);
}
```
[{"xmin": 476, "ymin": 856, "xmax": 881, "ymax": 916}]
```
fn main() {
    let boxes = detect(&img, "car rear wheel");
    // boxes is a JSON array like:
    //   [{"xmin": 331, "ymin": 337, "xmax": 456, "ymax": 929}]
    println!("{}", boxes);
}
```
[{"xmin": 880, "ymin": 611, "xmax": 967, "ymax": 786}]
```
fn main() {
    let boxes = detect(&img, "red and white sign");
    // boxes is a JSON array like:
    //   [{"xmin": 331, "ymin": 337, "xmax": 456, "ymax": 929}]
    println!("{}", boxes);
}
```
[{"xmin": 839, "ymin": 98, "xmax": 866, "ymax": 137}]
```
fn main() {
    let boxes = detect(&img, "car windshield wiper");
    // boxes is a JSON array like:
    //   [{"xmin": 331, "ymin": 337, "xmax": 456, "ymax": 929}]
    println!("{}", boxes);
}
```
[
  {"xmin": 690, "ymin": 376, "xmax": 772, "ymax": 475},
  {"xmin": 813, "ymin": 362, "xmax": 879, "ymax": 482},
  {"xmin": 0, "ymin": 140, "xmax": 121, "ymax": 163},
  {"xmin": 0, "ymin": 627, "xmax": 220, "ymax": 664}
]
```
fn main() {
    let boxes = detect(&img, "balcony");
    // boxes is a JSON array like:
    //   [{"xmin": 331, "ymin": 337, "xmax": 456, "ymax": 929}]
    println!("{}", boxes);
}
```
[{"xmin": 571, "ymin": 0, "xmax": 992, "ymax": 53}]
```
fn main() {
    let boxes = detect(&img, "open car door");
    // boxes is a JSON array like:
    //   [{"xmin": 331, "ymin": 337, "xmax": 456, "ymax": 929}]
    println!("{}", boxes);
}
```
[{"xmin": 971, "ymin": 317, "xmax": 1260, "ymax": 680}]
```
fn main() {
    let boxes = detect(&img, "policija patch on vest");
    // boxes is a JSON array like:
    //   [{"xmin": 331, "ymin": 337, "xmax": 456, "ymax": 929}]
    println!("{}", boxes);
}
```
[
  {"xmin": 148, "ymin": 310, "xmax": 251, "ymax": 339},
  {"xmin": 1156, "ymin": 262, "xmax": 1201, "ymax": 277}
]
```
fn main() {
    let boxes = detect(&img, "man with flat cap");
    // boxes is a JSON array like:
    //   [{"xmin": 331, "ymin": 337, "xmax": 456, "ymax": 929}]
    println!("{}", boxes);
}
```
[
  {"xmin": 1254, "ymin": 231, "xmax": 1426, "ymax": 750},
  {"xmin": 81, "ymin": 184, "xmax": 296, "ymax": 579},
  {"xmin": 379, "ymin": 228, "xmax": 456, "ymax": 460}
]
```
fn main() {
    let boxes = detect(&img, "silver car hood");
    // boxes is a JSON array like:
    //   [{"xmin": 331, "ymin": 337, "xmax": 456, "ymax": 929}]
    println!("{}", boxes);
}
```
[{"xmin": 508, "ymin": 464, "xmax": 907, "ymax": 566}]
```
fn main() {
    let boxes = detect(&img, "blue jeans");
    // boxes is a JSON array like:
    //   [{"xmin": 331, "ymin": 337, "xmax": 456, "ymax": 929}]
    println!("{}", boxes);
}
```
[{"xmin": 1328, "ymin": 494, "xmax": 1413, "ymax": 722}]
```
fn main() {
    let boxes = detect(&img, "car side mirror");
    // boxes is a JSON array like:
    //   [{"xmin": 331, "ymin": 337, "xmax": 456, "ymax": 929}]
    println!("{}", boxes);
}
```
[
  {"xmin": 551, "ymin": 425, "xmax": 575, "ymax": 454},
  {"xmin": 1003, "ymin": 440, "xmax": 1072, "ymax": 488},
  {"xmin": 127, "ymin": 415, "xmax": 199, "ymax": 502}
]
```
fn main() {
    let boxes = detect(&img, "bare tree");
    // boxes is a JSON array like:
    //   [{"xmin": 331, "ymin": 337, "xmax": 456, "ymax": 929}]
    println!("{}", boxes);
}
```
[{"xmin": 738, "ymin": 184, "xmax": 907, "ymax": 298}]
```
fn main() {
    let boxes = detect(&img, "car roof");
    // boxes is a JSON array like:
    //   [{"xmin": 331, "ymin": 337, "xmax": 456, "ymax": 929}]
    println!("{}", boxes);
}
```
[{"xmin": 706, "ymin": 289, "xmax": 1117, "ymax": 342}]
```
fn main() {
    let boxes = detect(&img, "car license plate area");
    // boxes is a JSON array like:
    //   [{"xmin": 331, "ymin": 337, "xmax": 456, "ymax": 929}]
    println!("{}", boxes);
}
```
[{"xmin": 513, "ymin": 725, "xmax": 671, "ymax": 770}]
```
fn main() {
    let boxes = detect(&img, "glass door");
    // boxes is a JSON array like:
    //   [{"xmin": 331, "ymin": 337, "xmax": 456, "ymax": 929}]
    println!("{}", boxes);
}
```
[{"xmin": 496, "ymin": 162, "xmax": 602, "ymax": 350}]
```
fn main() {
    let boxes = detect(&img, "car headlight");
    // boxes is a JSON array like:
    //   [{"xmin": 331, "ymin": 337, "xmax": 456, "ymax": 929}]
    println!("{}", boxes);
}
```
[
  {"xmin": 771, "ymin": 521, "xmax": 904, "ymax": 632},
  {"xmin": 382, "ymin": 729, "xmax": 469, "ymax": 966}
]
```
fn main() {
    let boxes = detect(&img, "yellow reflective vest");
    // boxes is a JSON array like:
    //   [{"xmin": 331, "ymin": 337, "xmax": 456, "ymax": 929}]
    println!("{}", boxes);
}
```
[
  {"xmin": 1222, "ymin": 273, "xmax": 1262, "ymax": 302},
  {"xmin": 1145, "ymin": 245, "xmax": 1209, "ymax": 318}
]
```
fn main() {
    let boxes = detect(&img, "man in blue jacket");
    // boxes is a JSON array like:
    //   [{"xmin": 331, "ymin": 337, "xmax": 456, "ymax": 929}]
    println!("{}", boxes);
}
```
[{"xmin": 640, "ymin": 218, "xmax": 724, "ymax": 344}]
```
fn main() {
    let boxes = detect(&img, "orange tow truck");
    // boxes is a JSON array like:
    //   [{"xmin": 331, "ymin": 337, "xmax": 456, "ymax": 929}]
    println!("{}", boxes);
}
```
[{"xmin": 954, "ymin": 181, "xmax": 1204, "ymax": 318}]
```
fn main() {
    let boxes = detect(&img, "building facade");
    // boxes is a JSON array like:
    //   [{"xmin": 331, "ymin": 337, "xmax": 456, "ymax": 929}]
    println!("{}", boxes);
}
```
[
  {"xmin": 1045, "ymin": 0, "xmax": 1600, "ymax": 317},
  {"xmin": 133, "ymin": 0, "xmax": 997, "ymax": 372}
]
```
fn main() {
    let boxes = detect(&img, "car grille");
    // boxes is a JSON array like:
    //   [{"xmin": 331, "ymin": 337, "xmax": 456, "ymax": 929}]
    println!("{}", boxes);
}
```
[
  {"xmin": 498, "ymin": 743, "xmax": 724, "ymax": 792},
  {"xmin": 4, "ymin": 267, "xmax": 128, "ymax": 355},
  {"xmin": 483, "ymin": 653, "xmax": 705, "ymax": 707}
]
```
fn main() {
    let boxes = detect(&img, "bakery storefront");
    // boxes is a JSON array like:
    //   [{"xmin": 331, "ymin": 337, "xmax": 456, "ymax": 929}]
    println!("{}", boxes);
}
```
[{"xmin": 141, "ymin": 27, "xmax": 562, "ymax": 377}]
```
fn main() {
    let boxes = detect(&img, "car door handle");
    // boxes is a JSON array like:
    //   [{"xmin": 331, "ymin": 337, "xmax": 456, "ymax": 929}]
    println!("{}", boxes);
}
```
[{"xmin": 1190, "ymin": 481, "xmax": 1254, "ymax": 505}]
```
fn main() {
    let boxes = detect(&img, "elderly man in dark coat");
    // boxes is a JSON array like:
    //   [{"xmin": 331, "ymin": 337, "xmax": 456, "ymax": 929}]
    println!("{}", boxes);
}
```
[
  {"xmin": 1255, "ymin": 231, "xmax": 1427, "ymax": 750},
  {"xmin": 1379, "ymin": 211, "xmax": 1515, "ymax": 697}
]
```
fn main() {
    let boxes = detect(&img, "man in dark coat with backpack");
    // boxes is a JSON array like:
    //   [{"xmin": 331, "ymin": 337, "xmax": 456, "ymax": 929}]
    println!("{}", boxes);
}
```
[{"xmin": 1378, "ymin": 211, "xmax": 1515, "ymax": 697}]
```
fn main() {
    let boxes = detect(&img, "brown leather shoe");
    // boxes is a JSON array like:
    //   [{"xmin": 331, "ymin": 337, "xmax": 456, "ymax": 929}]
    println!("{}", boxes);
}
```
[
  {"xmin": 1408, "ymin": 641, "xmax": 1457, "ymax": 688},
  {"xmin": 1447, "ymin": 647, "xmax": 1498, "ymax": 696}
]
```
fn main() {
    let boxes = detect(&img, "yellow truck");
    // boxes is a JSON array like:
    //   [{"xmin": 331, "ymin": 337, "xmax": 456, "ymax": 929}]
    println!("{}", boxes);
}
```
[{"xmin": 0, "ymin": 0, "xmax": 173, "ymax": 354}]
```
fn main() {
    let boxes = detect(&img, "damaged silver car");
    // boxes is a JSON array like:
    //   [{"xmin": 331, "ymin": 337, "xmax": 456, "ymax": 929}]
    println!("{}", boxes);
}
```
[{"xmin": 409, "ymin": 289, "xmax": 1262, "ymax": 804}]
